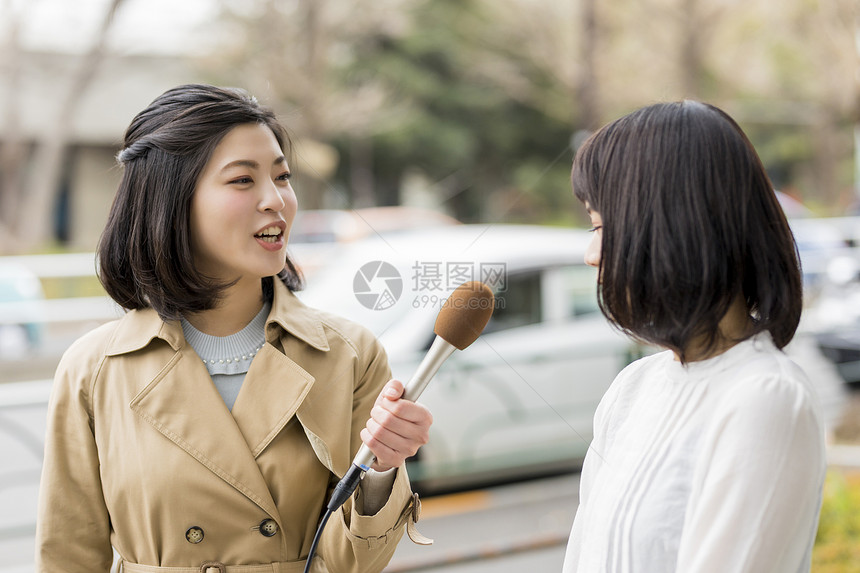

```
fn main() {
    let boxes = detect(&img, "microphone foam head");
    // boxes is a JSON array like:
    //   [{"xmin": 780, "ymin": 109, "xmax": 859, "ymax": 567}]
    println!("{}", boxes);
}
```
[{"xmin": 434, "ymin": 281, "xmax": 495, "ymax": 350}]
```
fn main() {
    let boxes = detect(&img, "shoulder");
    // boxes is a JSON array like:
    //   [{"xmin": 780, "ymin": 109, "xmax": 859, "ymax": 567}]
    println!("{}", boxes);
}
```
[
  {"xmin": 619, "ymin": 348, "xmax": 670, "ymax": 379},
  {"xmin": 54, "ymin": 308, "xmax": 169, "ymax": 386},
  {"xmin": 704, "ymin": 337, "xmax": 824, "ymax": 451},
  {"xmin": 592, "ymin": 349, "xmax": 672, "ymax": 429},
  {"xmin": 270, "ymin": 282, "xmax": 385, "ymax": 361},
  {"xmin": 316, "ymin": 308, "xmax": 384, "ymax": 358},
  {"xmin": 604, "ymin": 349, "xmax": 671, "ymax": 401},
  {"xmin": 290, "ymin": 304, "xmax": 392, "ymax": 394},
  {"xmin": 56, "ymin": 319, "xmax": 123, "ymax": 378},
  {"xmin": 51, "ymin": 318, "xmax": 127, "ymax": 411},
  {"xmin": 716, "ymin": 337, "xmax": 818, "ymax": 416},
  {"xmin": 277, "ymin": 295, "xmax": 389, "ymax": 369}
]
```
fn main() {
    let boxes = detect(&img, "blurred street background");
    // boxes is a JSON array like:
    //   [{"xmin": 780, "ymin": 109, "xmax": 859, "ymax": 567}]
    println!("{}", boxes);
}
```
[{"xmin": 1, "ymin": 0, "xmax": 860, "ymax": 571}]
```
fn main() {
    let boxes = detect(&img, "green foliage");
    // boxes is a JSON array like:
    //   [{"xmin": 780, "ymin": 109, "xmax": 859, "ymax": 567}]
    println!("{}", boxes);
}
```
[
  {"xmin": 744, "ymin": 123, "xmax": 815, "ymax": 190},
  {"xmin": 331, "ymin": 0, "xmax": 578, "ymax": 223},
  {"xmin": 813, "ymin": 470, "xmax": 860, "ymax": 572}
]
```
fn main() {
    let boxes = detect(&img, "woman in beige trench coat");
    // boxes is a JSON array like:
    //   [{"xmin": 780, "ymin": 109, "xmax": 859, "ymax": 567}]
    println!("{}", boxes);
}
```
[{"xmin": 36, "ymin": 84, "xmax": 433, "ymax": 573}]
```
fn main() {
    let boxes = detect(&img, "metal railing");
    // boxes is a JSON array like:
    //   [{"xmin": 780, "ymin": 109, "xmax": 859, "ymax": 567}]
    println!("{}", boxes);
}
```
[{"xmin": 0, "ymin": 252, "xmax": 120, "ymax": 326}]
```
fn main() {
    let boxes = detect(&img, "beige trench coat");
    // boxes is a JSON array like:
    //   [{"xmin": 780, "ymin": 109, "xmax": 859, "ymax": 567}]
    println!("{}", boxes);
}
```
[{"xmin": 36, "ymin": 280, "xmax": 419, "ymax": 573}]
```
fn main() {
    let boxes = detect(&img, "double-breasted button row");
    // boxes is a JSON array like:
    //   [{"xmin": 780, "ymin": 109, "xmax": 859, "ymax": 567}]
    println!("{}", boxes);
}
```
[{"xmin": 185, "ymin": 519, "xmax": 279, "ymax": 544}]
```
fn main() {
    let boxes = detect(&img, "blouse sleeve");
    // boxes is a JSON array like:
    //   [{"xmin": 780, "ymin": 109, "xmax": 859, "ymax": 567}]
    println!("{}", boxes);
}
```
[
  {"xmin": 675, "ymin": 370, "xmax": 826, "ymax": 573},
  {"xmin": 36, "ymin": 341, "xmax": 114, "ymax": 573}
]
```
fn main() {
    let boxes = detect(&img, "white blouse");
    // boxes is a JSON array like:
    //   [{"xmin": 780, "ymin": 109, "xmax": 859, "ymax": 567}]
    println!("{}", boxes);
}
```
[{"xmin": 563, "ymin": 333, "xmax": 826, "ymax": 573}]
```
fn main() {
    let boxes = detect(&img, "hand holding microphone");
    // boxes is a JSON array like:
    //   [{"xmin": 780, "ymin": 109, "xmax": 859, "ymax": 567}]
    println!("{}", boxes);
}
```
[
  {"xmin": 352, "ymin": 280, "xmax": 496, "ymax": 473},
  {"xmin": 303, "ymin": 281, "xmax": 495, "ymax": 573},
  {"xmin": 360, "ymin": 378, "xmax": 432, "ymax": 472}
]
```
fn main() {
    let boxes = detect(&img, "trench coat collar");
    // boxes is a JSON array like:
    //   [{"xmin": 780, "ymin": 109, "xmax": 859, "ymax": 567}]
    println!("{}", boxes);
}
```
[
  {"xmin": 104, "ymin": 279, "xmax": 331, "ymax": 356},
  {"xmin": 266, "ymin": 280, "xmax": 331, "ymax": 352}
]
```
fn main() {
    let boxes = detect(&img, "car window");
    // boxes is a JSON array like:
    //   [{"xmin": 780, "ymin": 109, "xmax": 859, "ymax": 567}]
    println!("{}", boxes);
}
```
[
  {"xmin": 484, "ymin": 271, "xmax": 541, "ymax": 333},
  {"xmin": 558, "ymin": 265, "xmax": 600, "ymax": 317},
  {"xmin": 540, "ymin": 264, "xmax": 600, "ymax": 323}
]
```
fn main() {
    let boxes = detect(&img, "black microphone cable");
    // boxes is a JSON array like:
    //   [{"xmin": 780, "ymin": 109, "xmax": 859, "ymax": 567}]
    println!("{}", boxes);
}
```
[{"xmin": 303, "ymin": 465, "xmax": 365, "ymax": 573}]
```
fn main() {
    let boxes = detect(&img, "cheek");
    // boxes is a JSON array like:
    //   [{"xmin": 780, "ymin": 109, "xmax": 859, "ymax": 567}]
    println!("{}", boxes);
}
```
[
  {"xmin": 195, "ymin": 192, "xmax": 253, "ymax": 226},
  {"xmin": 283, "ymin": 185, "xmax": 299, "ymax": 223},
  {"xmin": 188, "ymin": 191, "xmax": 246, "ymax": 257}
]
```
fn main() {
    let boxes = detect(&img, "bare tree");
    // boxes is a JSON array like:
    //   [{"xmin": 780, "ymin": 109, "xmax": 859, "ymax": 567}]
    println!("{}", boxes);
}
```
[
  {"xmin": 855, "ymin": 3, "xmax": 860, "ymax": 200},
  {"xmin": 204, "ymin": 0, "xmax": 419, "ymax": 208},
  {"xmin": 0, "ymin": 0, "xmax": 26, "ymax": 252},
  {"xmin": 577, "ymin": 0, "xmax": 599, "ymax": 130},
  {"xmin": 18, "ymin": 0, "xmax": 124, "ymax": 252},
  {"xmin": 678, "ymin": 0, "xmax": 704, "ymax": 98},
  {"xmin": 790, "ymin": 0, "xmax": 857, "ymax": 208}
]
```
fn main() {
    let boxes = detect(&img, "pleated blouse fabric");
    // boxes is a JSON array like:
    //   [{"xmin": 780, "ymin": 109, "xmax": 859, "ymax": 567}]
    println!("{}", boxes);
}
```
[{"xmin": 563, "ymin": 333, "xmax": 826, "ymax": 573}]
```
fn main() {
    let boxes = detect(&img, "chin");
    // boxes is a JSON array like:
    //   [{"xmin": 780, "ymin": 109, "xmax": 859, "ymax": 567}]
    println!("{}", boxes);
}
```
[{"xmin": 263, "ymin": 261, "xmax": 289, "ymax": 278}]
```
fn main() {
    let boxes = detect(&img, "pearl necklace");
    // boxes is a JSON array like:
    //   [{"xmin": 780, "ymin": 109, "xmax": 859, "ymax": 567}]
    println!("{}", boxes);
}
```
[{"xmin": 201, "ymin": 344, "xmax": 264, "ymax": 366}]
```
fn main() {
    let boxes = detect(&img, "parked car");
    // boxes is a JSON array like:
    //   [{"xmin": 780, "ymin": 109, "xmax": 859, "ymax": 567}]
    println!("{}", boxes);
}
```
[
  {"xmin": 0, "ymin": 262, "xmax": 45, "ymax": 355},
  {"xmin": 788, "ymin": 217, "xmax": 853, "ymax": 296},
  {"xmin": 295, "ymin": 224, "xmax": 643, "ymax": 493},
  {"xmin": 804, "ymin": 253, "xmax": 860, "ymax": 385},
  {"xmin": 289, "ymin": 207, "xmax": 461, "ymax": 278},
  {"xmin": 786, "ymin": 215, "xmax": 860, "ymax": 385}
]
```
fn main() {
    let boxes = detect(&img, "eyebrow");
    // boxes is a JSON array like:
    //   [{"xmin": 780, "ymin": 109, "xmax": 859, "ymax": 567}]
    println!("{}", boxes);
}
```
[{"xmin": 220, "ymin": 156, "xmax": 287, "ymax": 172}]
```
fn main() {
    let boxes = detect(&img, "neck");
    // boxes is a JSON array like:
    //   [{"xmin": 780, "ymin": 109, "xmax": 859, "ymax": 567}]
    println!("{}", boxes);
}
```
[
  {"xmin": 184, "ymin": 277, "xmax": 265, "ymax": 336},
  {"xmin": 677, "ymin": 295, "xmax": 752, "ymax": 362}
]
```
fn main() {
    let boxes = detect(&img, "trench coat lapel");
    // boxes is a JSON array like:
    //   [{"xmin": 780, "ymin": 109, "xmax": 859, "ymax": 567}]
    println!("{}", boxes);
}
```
[
  {"xmin": 128, "ymin": 346, "xmax": 281, "ymax": 521},
  {"xmin": 229, "ymin": 344, "xmax": 315, "ymax": 458},
  {"xmin": 259, "ymin": 282, "xmax": 350, "ymax": 478},
  {"xmin": 294, "ymin": 371, "xmax": 352, "ymax": 478}
]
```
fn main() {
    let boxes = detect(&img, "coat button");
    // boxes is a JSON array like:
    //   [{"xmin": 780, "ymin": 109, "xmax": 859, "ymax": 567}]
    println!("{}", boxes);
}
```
[
  {"xmin": 185, "ymin": 526, "xmax": 204, "ymax": 544},
  {"xmin": 258, "ymin": 518, "xmax": 279, "ymax": 537}
]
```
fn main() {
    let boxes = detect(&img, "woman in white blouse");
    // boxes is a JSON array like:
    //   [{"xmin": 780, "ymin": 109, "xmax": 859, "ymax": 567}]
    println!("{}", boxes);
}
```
[{"xmin": 563, "ymin": 100, "xmax": 825, "ymax": 573}]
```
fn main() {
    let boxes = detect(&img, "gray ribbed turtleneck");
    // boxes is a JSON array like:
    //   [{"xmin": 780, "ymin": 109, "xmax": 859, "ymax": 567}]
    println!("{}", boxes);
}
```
[{"xmin": 181, "ymin": 302, "xmax": 270, "ymax": 410}]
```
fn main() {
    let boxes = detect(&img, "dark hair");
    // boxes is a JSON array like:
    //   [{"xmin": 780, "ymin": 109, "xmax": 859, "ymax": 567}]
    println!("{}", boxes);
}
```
[
  {"xmin": 98, "ymin": 84, "xmax": 302, "ymax": 320},
  {"xmin": 571, "ymin": 100, "xmax": 802, "ymax": 361}
]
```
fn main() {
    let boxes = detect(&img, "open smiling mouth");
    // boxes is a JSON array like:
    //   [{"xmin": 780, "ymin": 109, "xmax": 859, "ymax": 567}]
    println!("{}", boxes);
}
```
[{"xmin": 255, "ymin": 226, "xmax": 283, "ymax": 243}]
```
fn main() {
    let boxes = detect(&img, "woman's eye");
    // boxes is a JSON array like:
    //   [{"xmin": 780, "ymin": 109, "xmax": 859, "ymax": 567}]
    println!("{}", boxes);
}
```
[
  {"xmin": 588, "ymin": 225, "xmax": 603, "ymax": 233},
  {"xmin": 230, "ymin": 176, "xmax": 253, "ymax": 185},
  {"xmin": 276, "ymin": 172, "xmax": 292, "ymax": 182}
]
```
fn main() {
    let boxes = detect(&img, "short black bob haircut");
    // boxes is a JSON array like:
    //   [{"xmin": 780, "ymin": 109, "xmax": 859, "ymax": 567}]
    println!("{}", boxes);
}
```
[
  {"xmin": 98, "ymin": 84, "xmax": 302, "ymax": 321},
  {"xmin": 571, "ymin": 100, "xmax": 802, "ymax": 362}
]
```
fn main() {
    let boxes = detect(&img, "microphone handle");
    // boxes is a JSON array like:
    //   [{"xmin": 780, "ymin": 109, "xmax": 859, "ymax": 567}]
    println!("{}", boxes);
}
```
[{"xmin": 352, "ymin": 336, "xmax": 456, "ymax": 471}]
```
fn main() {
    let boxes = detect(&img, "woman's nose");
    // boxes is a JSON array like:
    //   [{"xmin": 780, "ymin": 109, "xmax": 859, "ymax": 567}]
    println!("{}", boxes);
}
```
[
  {"xmin": 584, "ymin": 233, "xmax": 601, "ymax": 267},
  {"xmin": 260, "ymin": 180, "xmax": 287, "ymax": 212}
]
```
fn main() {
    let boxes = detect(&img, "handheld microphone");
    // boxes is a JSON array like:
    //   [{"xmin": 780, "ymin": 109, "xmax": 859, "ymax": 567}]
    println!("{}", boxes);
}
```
[
  {"xmin": 351, "ymin": 280, "xmax": 496, "ymax": 473},
  {"xmin": 304, "ymin": 281, "xmax": 495, "ymax": 573}
]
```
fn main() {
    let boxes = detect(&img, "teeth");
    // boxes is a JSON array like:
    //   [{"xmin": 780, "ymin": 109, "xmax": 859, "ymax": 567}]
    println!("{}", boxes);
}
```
[{"xmin": 256, "ymin": 226, "xmax": 281, "ymax": 237}]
